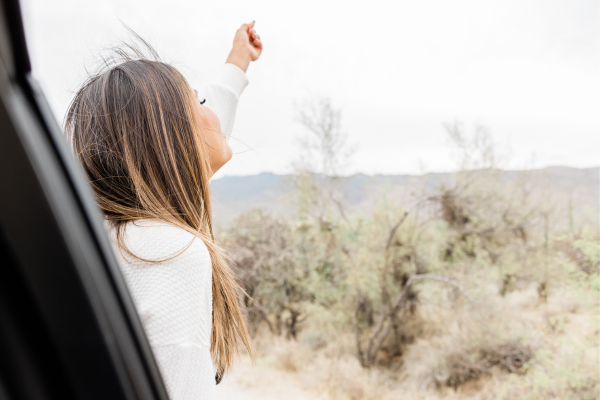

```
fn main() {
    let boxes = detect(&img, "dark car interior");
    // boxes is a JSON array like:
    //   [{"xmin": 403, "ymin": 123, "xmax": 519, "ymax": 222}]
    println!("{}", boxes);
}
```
[{"xmin": 0, "ymin": 1, "xmax": 169, "ymax": 399}]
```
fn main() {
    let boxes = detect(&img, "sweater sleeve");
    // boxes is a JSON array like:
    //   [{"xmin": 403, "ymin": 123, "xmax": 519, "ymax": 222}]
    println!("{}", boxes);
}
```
[{"xmin": 200, "ymin": 63, "xmax": 248, "ymax": 141}]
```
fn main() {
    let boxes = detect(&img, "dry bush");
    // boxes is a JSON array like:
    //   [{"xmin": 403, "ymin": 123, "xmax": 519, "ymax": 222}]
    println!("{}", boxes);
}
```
[
  {"xmin": 270, "ymin": 338, "xmax": 311, "ymax": 373},
  {"xmin": 436, "ymin": 341, "xmax": 533, "ymax": 390},
  {"xmin": 229, "ymin": 248, "xmax": 597, "ymax": 399},
  {"xmin": 224, "ymin": 210, "xmax": 322, "ymax": 339},
  {"xmin": 554, "ymin": 235, "xmax": 600, "ymax": 275},
  {"xmin": 306, "ymin": 355, "xmax": 385, "ymax": 400},
  {"xmin": 220, "ymin": 116, "xmax": 599, "ymax": 399},
  {"xmin": 479, "ymin": 342, "xmax": 533, "ymax": 373},
  {"xmin": 439, "ymin": 352, "xmax": 488, "ymax": 390}
]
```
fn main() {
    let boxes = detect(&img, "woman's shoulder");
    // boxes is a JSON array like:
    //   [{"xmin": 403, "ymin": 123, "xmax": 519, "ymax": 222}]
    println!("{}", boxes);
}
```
[
  {"xmin": 111, "ymin": 219, "xmax": 211, "ymax": 266},
  {"xmin": 109, "ymin": 220, "xmax": 214, "ymax": 348}
]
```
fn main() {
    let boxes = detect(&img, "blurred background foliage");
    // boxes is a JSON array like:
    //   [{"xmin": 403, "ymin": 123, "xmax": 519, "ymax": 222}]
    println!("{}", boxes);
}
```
[{"xmin": 217, "ymin": 98, "xmax": 599, "ymax": 399}]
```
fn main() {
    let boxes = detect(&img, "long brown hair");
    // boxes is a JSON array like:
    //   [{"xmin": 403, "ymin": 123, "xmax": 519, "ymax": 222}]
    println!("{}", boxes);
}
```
[{"xmin": 65, "ymin": 42, "xmax": 253, "ymax": 379}]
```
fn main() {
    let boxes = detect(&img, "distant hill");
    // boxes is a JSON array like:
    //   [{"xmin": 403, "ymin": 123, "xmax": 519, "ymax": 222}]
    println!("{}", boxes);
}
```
[{"xmin": 211, "ymin": 167, "xmax": 599, "ymax": 227}]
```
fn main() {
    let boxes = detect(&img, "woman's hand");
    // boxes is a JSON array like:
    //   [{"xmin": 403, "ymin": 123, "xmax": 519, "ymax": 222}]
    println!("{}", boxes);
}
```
[{"xmin": 226, "ymin": 21, "xmax": 262, "ymax": 72}]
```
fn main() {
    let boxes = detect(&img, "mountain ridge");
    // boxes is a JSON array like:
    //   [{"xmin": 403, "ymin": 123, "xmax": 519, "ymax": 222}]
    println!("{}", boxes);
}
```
[{"xmin": 211, "ymin": 166, "xmax": 599, "ymax": 225}]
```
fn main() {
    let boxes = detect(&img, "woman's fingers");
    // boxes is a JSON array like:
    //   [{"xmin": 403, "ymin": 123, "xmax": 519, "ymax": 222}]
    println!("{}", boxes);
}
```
[
  {"xmin": 242, "ymin": 21, "xmax": 255, "ymax": 30},
  {"xmin": 247, "ymin": 25, "xmax": 261, "ymax": 49},
  {"xmin": 227, "ymin": 21, "xmax": 261, "ymax": 68},
  {"xmin": 250, "ymin": 32, "xmax": 261, "ymax": 48},
  {"xmin": 234, "ymin": 21, "xmax": 262, "ymax": 58},
  {"xmin": 242, "ymin": 21, "xmax": 255, "ymax": 36},
  {"xmin": 238, "ymin": 21, "xmax": 254, "ymax": 39}
]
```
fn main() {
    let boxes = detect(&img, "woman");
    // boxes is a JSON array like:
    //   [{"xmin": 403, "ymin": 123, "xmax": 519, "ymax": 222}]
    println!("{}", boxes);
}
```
[{"xmin": 66, "ymin": 22, "xmax": 262, "ymax": 400}]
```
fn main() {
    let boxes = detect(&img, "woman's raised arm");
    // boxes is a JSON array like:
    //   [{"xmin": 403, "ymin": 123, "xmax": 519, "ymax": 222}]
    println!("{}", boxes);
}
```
[{"xmin": 197, "ymin": 22, "xmax": 262, "ymax": 175}]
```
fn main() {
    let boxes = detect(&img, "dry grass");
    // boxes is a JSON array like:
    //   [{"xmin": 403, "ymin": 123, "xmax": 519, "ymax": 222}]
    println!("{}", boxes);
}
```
[
  {"xmin": 223, "ymin": 275, "xmax": 599, "ymax": 400},
  {"xmin": 220, "ymin": 135, "xmax": 599, "ymax": 399}
]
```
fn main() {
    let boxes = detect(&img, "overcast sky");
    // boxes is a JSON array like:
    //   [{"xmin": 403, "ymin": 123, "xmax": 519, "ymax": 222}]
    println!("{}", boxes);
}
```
[{"xmin": 21, "ymin": 0, "xmax": 599, "ymax": 177}]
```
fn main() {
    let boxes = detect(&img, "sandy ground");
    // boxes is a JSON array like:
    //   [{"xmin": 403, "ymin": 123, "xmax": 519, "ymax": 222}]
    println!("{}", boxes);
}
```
[
  {"xmin": 216, "ymin": 367, "xmax": 319, "ymax": 400},
  {"xmin": 216, "ymin": 381, "xmax": 266, "ymax": 400},
  {"xmin": 216, "ymin": 379, "xmax": 312, "ymax": 400}
]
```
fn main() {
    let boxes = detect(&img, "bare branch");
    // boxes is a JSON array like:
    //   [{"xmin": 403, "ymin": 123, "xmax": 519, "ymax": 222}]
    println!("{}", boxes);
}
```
[
  {"xmin": 330, "ymin": 195, "xmax": 355, "ymax": 233},
  {"xmin": 364, "ymin": 314, "xmax": 388, "ymax": 366},
  {"xmin": 353, "ymin": 295, "xmax": 366, "ymax": 367},
  {"xmin": 369, "ymin": 322, "xmax": 393, "ymax": 365},
  {"xmin": 404, "ymin": 273, "xmax": 473, "ymax": 303},
  {"xmin": 249, "ymin": 301, "xmax": 275, "ymax": 333},
  {"xmin": 386, "ymin": 212, "xmax": 409, "ymax": 250},
  {"xmin": 361, "ymin": 273, "xmax": 472, "ymax": 367}
]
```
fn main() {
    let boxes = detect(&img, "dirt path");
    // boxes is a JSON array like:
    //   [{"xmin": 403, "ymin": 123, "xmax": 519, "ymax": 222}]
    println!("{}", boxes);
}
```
[
  {"xmin": 216, "ymin": 381, "xmax": 265, "ymax": 400},
  {"xmin": 216, "ymin": 369, "xmax": 320, "ymax": 400}
]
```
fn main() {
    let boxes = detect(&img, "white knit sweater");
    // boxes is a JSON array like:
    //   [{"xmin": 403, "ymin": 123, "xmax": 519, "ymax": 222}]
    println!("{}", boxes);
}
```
[{"xmin": 110, "ymin": 63, "xmax": 248, "ymax": 400}]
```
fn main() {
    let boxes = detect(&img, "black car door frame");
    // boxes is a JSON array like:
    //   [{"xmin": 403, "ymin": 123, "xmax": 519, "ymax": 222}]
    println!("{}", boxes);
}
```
[{"xmin": 0, "ymin": 1, "xmax": 169, "ymax": 399}]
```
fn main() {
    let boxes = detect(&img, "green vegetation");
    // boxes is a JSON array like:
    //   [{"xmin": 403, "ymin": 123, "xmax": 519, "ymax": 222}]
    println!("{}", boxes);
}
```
[{"xmin": 220, "ymin": 100, "xmax": 599, "ymax": 399}]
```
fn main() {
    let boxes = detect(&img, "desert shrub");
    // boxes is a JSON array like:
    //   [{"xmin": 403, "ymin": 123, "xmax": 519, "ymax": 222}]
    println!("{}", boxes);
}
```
[
  {"xmin": 225, "ymin": 209, "xmax": 351, "ymax": 339},
  {"xmin": 224, "ymin": 210, "xmax": 311, "ymax": 337},
  {"xmin": 436, "ymin": 341, "xmax": 533, "ymax": 390},
  {"xmin": 218, "ymin": 112, "xmax": 599, "ymax": 398}
]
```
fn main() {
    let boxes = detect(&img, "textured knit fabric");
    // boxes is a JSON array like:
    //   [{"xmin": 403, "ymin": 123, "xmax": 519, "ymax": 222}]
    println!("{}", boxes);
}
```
[
  {"xmin": 200, "ymin": 63, "xmax": 248, "ymax": 141},
  {"xmin": 110, "ymin": 63, "xmax": 248, "ymax": 400}
]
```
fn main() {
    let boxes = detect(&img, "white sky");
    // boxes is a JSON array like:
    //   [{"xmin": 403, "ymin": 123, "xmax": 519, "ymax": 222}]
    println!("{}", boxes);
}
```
[{"xmin": 21, "ymin": 0, "xmax": 600, "ymax": 176}]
